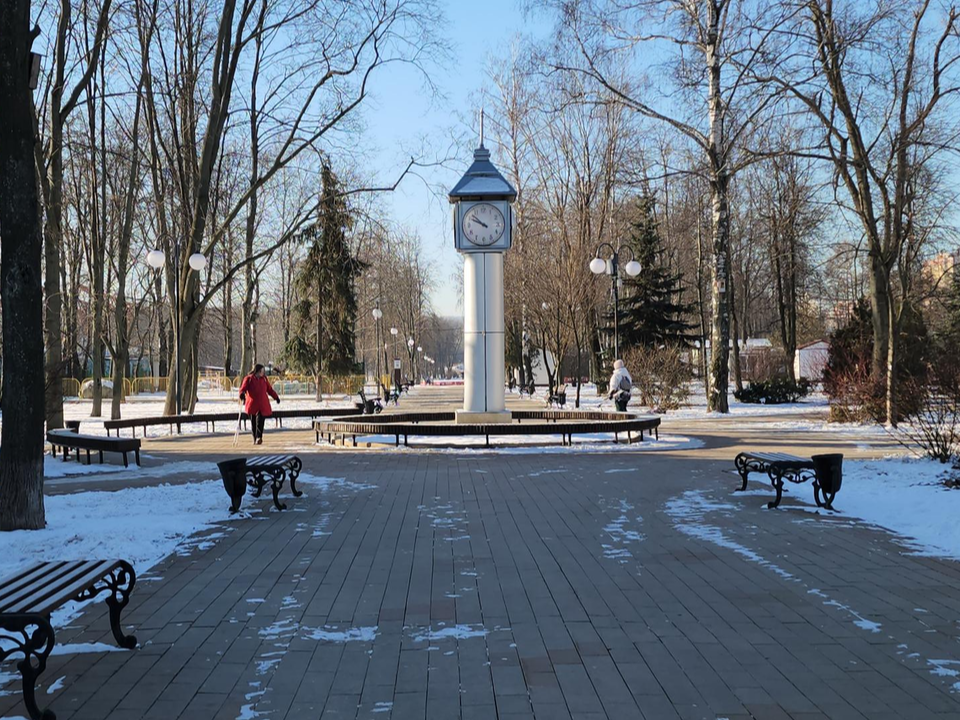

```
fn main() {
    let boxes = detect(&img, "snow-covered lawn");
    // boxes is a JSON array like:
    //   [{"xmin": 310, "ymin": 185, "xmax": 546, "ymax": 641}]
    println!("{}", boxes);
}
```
[
  {"xmin": 0, "ymin": 471, "xmax": 344, "ymax": 629},
  {"xmin": 343, "ymin": 432, "xmax": 702, "ymax": 453},
  {"xmin": 788, "ymin": 456, "xmax": 960, "ymax": 562},
  {"xmin": 516, "ymin": 382, "xmax": 832, "ymax": 419},
  {"xmin": 54, "ymin": 393, "xmax": 356, "ymax": 438}
]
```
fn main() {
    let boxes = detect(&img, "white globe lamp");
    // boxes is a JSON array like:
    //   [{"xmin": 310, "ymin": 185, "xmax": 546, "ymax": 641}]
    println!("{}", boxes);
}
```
[
  {"xmin": 188, "ymin": 253, "xmax": 207, "ymax": 271},
  {"xmin": 589, "ymin": 257, "xmax": 606, "ymax": 275},
  {"xmin": 625, "ymin": 260, "xmax": 642, "ymax": 277},
  {"xmin": 146, "ymin": 249, "xmax": 165, "ymax": 269}
]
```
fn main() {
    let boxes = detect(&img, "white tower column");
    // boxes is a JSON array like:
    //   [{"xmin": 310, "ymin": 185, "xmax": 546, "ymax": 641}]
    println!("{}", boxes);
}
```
[{"xmin": 458, "ymin": 252, "xmax": 509, "ymax": 422}]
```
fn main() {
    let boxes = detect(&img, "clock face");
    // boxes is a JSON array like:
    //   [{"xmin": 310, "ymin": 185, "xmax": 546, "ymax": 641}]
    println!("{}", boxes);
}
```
[{"xmin": 461, "ymin": 203, "xmax": 505, "ymax": 246}]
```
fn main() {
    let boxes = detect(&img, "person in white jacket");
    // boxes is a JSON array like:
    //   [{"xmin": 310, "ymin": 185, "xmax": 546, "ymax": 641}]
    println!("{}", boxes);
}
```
[{"xmin": 608, "ymin": 359, "xmax": 632, "ymax": 411}]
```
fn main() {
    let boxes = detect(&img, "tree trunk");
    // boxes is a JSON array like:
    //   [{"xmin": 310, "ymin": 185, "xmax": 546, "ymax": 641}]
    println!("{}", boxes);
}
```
[
  {"xmin": 730, "ymin": 273, "xmax": 743, "ymax": 393},
  {"xmin": 706, "ymin": 2, "xmax": 730, "ymax": 413},
  {"xmin": 43, "ymin": 87, "xmax": 65, "ymax": 429},
  {"xmin": 224, "ymin": 238, "xmax": 234, "ymax": 377},
  {"xmin": 886, "ymin": 303, "xmax": 898, "ymax": 427},
  {"xmin": 110, "ymin": 87, "xmax": 142, "ymax": 420},
  {"xmin": 869, "ymin": 255, "xmax": 891, "ymax": 389},
  {"xmin": 0, "ymin": 1, "xmax": 47, "ymax": 529}
]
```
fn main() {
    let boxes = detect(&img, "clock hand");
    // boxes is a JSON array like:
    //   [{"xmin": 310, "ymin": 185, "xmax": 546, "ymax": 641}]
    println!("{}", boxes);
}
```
[{"xmin": 471, "ymin": 216, "xmax": 489, "ymax": 229}]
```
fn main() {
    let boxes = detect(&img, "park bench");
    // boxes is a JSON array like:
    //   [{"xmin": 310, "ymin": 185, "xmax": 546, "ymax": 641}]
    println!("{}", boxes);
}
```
[
  {"xmin": 47, "ymin": 429, "xmax": 141, "ymax": 467},
  {"xmin": 244, "ymin": 455, "xmax": 303, "ymax": 511},
  {"xmin": 547, "ymin": 384, "xmax": 567, "ymax": 408},
  {"xmin": 103, "ymin": 407, "xmax": 358, "ymax": 437},
  {"xmin": 354, "ymin": 389, "xmax": 383, "ymax": 415},
  {"xmin": 0, "ymin": 559, "xmax": 137, "ymax": 720},
  {"xmin": 734, "ymin": 451, "xmax": 842, "ymax": 510}
]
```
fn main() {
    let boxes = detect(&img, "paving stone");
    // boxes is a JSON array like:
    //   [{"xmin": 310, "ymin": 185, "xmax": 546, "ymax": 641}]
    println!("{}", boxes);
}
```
[{"xmin": 6, "ymin": 416, "xmax": 960, "ymax": 720}]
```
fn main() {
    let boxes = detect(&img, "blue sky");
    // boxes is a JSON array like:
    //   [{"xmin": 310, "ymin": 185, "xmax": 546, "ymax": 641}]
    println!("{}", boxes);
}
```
[{"xmin": 361, "ymin": 0, "xmax": 551, "ymax": 314}]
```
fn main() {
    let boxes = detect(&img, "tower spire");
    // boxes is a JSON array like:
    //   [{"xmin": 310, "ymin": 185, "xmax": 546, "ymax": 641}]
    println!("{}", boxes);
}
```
[{"xmin": 479, "ymin": 107, "xmax": 485, "ymax": 148}]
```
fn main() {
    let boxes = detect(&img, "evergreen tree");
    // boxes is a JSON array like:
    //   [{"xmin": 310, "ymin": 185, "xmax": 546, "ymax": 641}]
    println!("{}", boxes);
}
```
[
  {"xmin": 282, "ymin": 164, "xmax": 363, "ymax": 392},
  {"xmin": 616, "ymin": 196, "xmax": 693, "ymax": 349},
  {"xmin": 939, "ymin": 259, "xmax": 960, "ymax": 351}
]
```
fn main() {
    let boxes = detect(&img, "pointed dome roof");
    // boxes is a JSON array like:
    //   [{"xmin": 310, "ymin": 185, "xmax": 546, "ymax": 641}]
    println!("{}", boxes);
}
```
[{"xmin": 448, "ymin": 144, "xmax": 517, "ymax": 202}]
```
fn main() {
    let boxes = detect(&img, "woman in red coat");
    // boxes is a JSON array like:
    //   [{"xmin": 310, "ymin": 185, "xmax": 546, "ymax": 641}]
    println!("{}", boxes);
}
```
[{"xmin": 239, "ymin": 364, "xmax": 280, "ymax": 445}]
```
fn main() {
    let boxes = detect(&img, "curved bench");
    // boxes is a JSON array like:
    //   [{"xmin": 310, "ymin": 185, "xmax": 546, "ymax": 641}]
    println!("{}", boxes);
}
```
[
  {"xmin": 314, "ymin": 410, "xmax": 661, "ymax": 448},
  {"xmin": 103, "ymin": 407, "xmax": 359, "ymax": 437},
  {"xmin": 47, "ymin": 429, "xmax": 141, "ymax": 467}
]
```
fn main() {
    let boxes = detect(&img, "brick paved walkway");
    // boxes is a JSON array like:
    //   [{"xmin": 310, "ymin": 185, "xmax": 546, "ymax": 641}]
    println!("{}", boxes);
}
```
[{"xmin": 2, "ymin": 402, "xmax": 959, "ymax": 719}]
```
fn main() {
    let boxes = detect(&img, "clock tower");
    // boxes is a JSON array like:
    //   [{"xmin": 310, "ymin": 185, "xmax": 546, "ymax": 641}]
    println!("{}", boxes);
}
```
[{"xmin": 449, "ymin": 117, "xmax": 517, "ymax": 423}]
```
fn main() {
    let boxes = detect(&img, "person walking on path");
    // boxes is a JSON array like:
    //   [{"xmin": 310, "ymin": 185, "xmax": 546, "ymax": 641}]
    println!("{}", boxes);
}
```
[
  {"xmin": 608, "ymin": 359, "xmax": 633, "ymax": 412},
  {"xmin": 239, "ymin": 364, "xmax": 280, "ymax": 445}
]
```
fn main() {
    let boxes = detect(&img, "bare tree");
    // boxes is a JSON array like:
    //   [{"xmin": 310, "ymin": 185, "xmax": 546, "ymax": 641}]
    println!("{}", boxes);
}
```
[
  {"xmin": 755, "ymin": 0, "xmax": 960, "ymax": 422},
  {"xmin": 35, "ymin": 0, "xmax": 113, "ymax": 428},
  {"xmin": 546, "ymin": 0, "xmax": 788, "ymax": 411}
]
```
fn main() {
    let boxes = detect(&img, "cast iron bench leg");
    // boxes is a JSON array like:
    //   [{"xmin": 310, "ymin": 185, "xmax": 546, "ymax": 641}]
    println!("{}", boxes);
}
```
[
  {"xmin": 135, "ymin": 449, "xmax": 140, "ymax": 466},
  {"xmin": 269, "ymin": 469, "xmax": 287, "ymax": 511},
  {"xmin": 734, "ymin": 453, "xmax": 750, "ymax": 491},
  {"xmin": 0, "ymin": 613, "xmax": 56, "ymax": 720},
  {"xmin": 814, "ymin": 480, "xmax": 837, "ymax": 511},
  {"xmin": 75, "ymin": 561, "xmax": 138, "ymax": 649},
  {"xmin": 288, "ymin": 458, "xmax": 303, "ymax": 497},
  {"xmin": 249, "ymin": 471, "xmax": 267, "ymax": 498},
  {"xmin": 767, "ymin": 468, "xmax": 785, "ymax": 509},
  {"xmin": 98, "ymin": 450, "xmax": 104, "ymax": 464},
  {"xmin": 122, "ymin": 452, "xmax": 128, "ymax": 468}
]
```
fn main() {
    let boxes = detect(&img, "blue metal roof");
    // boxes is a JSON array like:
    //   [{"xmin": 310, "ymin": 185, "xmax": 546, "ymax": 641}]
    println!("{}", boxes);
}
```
[{"xmin": 448, "ymin": 145, "xmax": 517, "ymax": 202}]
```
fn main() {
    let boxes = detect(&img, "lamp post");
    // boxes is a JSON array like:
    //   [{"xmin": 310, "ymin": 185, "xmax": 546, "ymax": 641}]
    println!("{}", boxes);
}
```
[
  {"xmin": 589, "ymin": 243, "xmax": 641, "ymax": 360},
  {"xmin": 390, "ymin": 327, "xmax": 399, "ymax": 392},
  {"xmin": 407, "ymin": 338, "xmax": 415, "ymax": 382},
  {"xmin": 146, "ymin": 245, "xmax": 207, "ymax": 416},
  {"xmin": 372, "ymin": 304, "xmax": 383, "ymax": 398}
]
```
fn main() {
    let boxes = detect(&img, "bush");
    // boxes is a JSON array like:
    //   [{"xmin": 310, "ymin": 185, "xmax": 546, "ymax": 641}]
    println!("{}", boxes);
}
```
[
  {"xmin": 889, "ymin": 347, "xmax": 960, "ymax": 463},
  {"xmin": 622, "ymin": 344, "xmax": 693, "ymax": 412},
  {"xmin": 734, "ymin": 378, "xmax": 811, "ymax": 404},
  {"xmin": 823, "ymin": 298, "xmax": 929, "ymax": 422}
]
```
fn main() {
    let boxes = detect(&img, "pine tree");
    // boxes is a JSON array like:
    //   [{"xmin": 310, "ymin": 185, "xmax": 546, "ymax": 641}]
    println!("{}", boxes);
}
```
[
  {"xmin": 616, "ymin": 196, "xmax": 693, "ymax": 349},
  {"xmin": 940, "ymin": 258, "xmax": 960, "ymax": 350},
  {"xmin": 282, "ymin": 164, "xmax": 363, "ymax": 395}
]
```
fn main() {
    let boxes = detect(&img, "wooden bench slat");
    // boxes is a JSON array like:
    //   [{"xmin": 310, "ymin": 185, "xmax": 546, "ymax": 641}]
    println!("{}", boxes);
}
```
[
  {"xmin": 21, "ymin": 561, "xmax": 123, "ymax": 615},
  {"xmin": 742, "ymin": 451, "xmax": 810, "ymax": 465},
  {"xmin": 0, "ymin": 560, "xmax": 111, "ymax": 613},
  {"xmin": 0, "ymin": 561, "xmax": 75, "ymax": 606}
]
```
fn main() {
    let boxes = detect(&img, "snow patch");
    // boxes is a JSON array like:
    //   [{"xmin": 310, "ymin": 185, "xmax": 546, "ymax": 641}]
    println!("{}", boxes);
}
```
[
  {"xmin": 665, "ymin": 491, "xmax": 795, "ymax": 580},
  {"xmin": 409, "ymin": 624, "xmax": 489, "ymax": 643},
  {"xmin": 304, "ymin": 626, "xmax": 378, "ymax": 643}
]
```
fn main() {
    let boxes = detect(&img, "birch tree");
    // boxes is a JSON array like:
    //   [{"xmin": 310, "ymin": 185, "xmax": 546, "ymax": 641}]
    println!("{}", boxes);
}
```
[
  {"xmin": 755, "ymin": 0, "xmax": 960, "ymax": 422},
  {"xmin": 547, "ymin": 0, "xmax": 786, "ymax": 411}
]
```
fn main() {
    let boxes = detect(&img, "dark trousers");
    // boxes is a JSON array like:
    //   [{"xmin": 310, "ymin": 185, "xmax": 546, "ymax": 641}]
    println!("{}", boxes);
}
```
[
  {"xmin": 251, "ymin": 413, "xmax": 266, "ymax": 440},
  {"xmin": 615, "ymin": 394, "xmax": 631, "ymax": 412}
]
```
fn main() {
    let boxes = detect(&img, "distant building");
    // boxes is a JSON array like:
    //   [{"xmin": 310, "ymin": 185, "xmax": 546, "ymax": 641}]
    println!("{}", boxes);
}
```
[{"xmin": 795, "ymin": 340, "xmax": 830, "ymax": 382}]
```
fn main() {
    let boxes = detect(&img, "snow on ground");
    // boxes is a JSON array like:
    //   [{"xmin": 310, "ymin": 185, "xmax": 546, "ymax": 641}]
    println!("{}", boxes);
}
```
[
  {"xmin": 787, "ymin": 456, "xmax": 960, "ymax": 562},
  {"xmin": 0, "ymin": 470, "xmax": 350, "ymax": 632},
  {"xmin": 332, "ymin": 433, "xmax": 702, "ymax": 454},
  {"xmin": 408, "ymin": 624, "xmax": 490, "ymax": 643},
  {"xmin": 663, "ymin": 487, "xmax": 960, "ymax": 691},
  {"xmin": 516, "ymin": 382, "xmax": 831, "ymax": 419},
  {"xmin": 52, "ymin": 392, "xmax": 356, "ymax": 438}
]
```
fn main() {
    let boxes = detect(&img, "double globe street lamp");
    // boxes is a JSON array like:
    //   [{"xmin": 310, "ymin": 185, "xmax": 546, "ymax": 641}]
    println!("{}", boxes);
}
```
[
  {"xmin": 389, "ymin": 327, "xmax": 399, "ymax": 390},
  {"xmin": 589, "ymin": 243, "xmax": 641, "ymax": 360},
  {"xmin": 146, "ymin": 246, "xmax": 207, "ymax": 416},
  {"xmin": 372, "ymin": 304, "xmax": 383, "ymax": 398}
]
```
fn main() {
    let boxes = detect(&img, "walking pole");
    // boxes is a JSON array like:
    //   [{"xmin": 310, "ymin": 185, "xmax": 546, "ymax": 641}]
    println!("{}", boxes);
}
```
[{"xmin": 232, "ymin": 399, "xmax": 243, "ymax": 447}]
